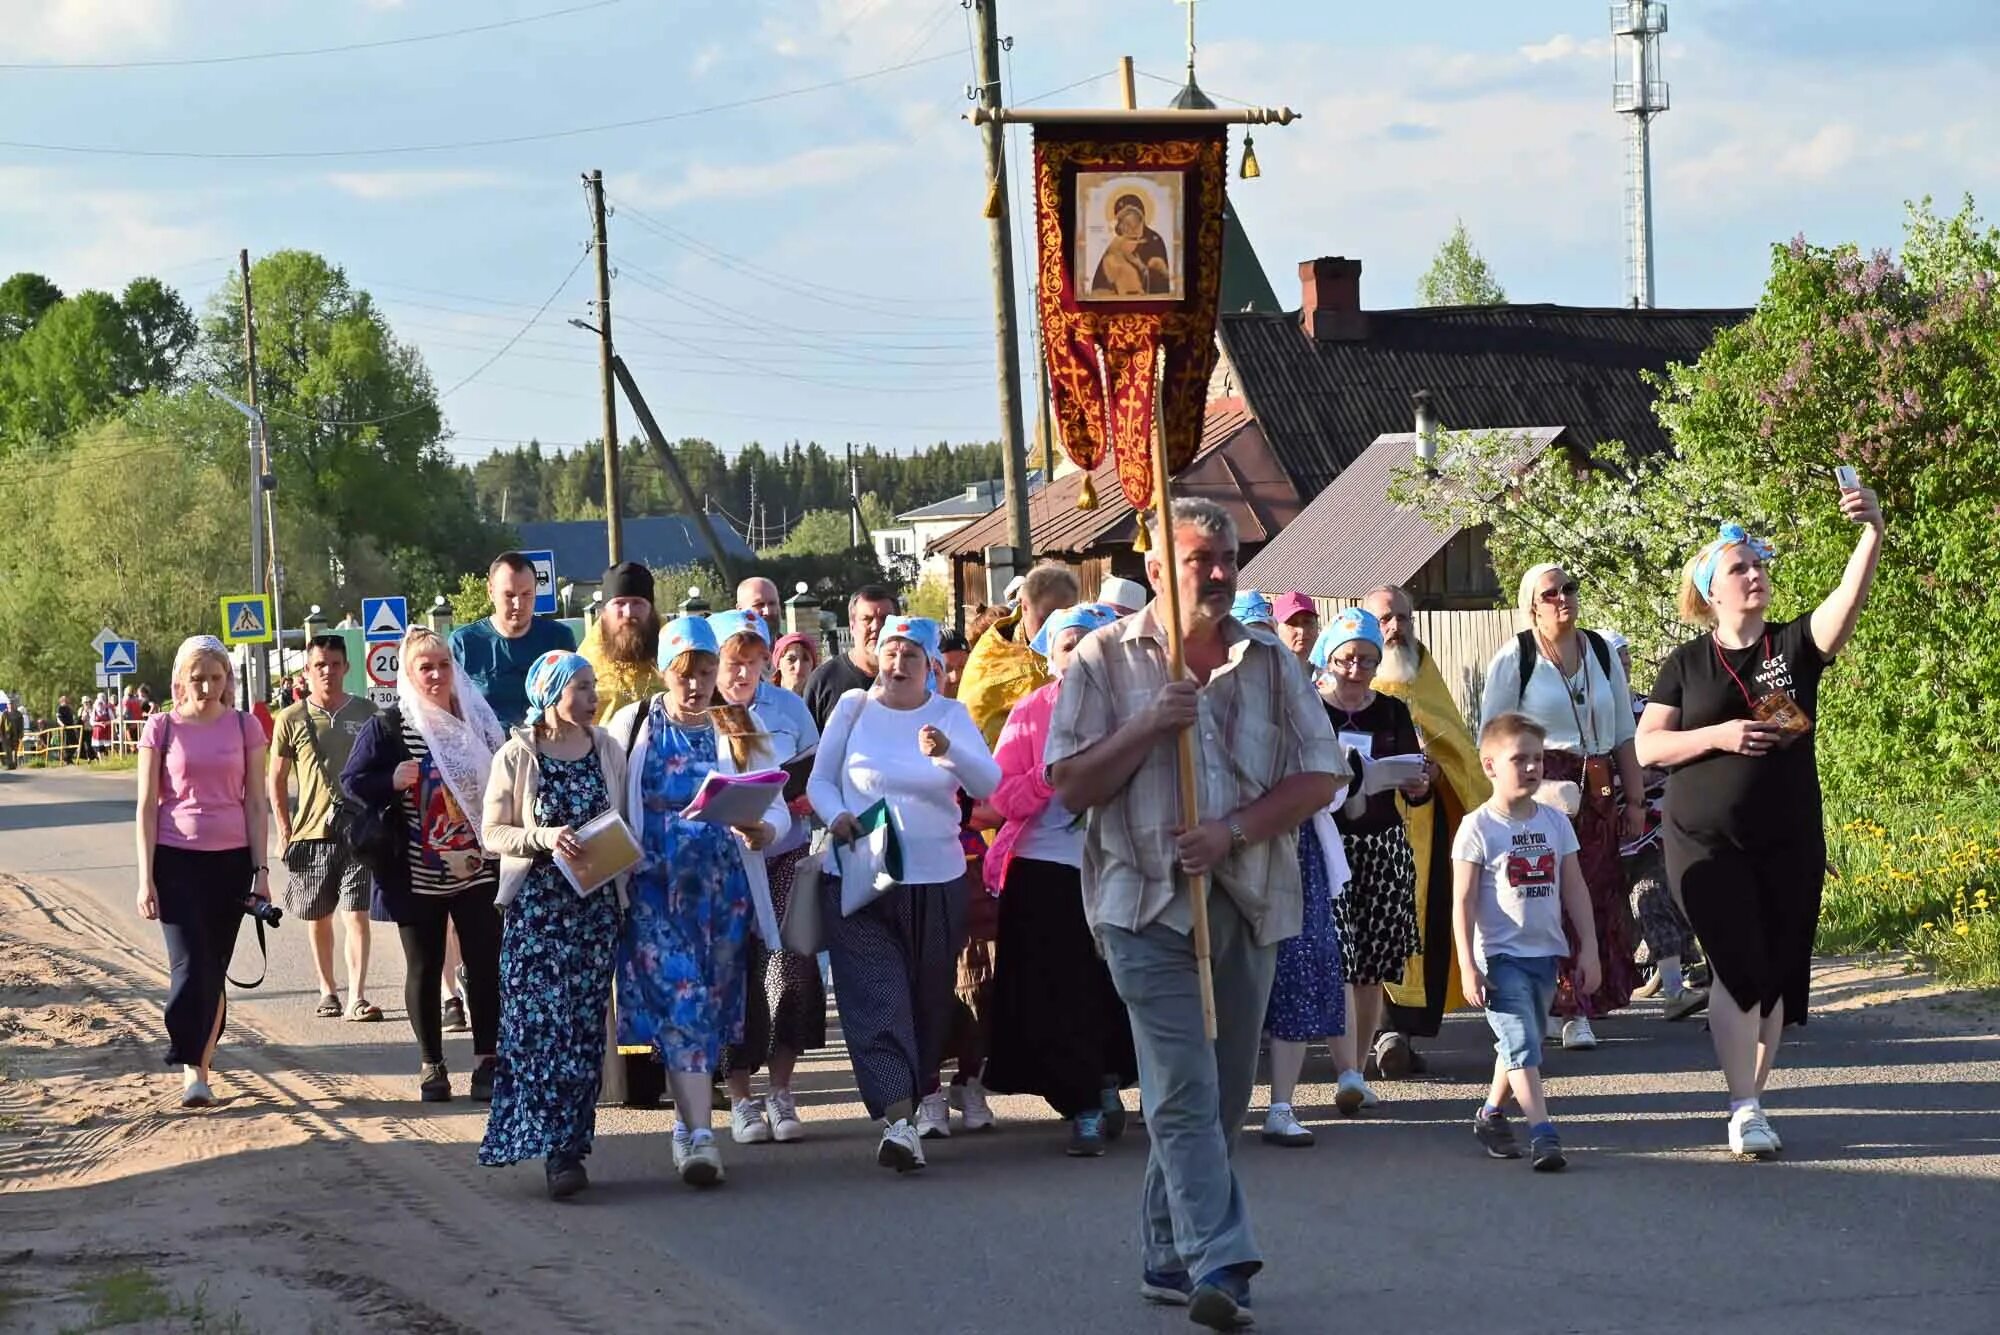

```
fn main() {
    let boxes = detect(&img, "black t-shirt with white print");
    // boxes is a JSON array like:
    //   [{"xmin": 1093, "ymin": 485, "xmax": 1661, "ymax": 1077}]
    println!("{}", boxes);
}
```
[{"xmin": 1650, "ymin": 615, "xmax": 1829, "ymax": 853}]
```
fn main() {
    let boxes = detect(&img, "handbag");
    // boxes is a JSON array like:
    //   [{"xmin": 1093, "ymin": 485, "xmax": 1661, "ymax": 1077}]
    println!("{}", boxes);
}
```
[
  {"xmin": 779, "ymin": 832, "xmax": 828, "ymax": 955},
  {"xmin": 302, "ymin": 705, "xmax": 396, "ymax": 873},
  {"xmin": 835, "ymin": 798, "xmax": 906, "ymax": 916}
]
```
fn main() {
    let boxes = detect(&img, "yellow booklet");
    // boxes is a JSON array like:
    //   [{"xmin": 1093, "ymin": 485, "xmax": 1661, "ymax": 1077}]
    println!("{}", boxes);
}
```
[{"xmin": 556, "ymin": 809, "xmax": 643, "ymax": 895}]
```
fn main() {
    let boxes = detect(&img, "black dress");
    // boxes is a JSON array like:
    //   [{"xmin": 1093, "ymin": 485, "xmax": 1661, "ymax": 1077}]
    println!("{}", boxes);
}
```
[{"xmin": 1651, "ymin": 616, "xmax": 1830, "ymax": 1024}]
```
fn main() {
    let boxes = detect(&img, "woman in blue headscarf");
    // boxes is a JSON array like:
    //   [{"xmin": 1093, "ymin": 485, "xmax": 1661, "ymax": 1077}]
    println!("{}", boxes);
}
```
[
  {"xmin": 478, "ymin": 650, "xmax": 630, "ymax": 1199},
  {"xmin": 608, "ymin": 616, "xmax": 790, "ymax": 1188}
]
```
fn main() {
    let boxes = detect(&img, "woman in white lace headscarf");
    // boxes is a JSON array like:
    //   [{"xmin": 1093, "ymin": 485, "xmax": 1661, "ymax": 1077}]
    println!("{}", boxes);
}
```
[{"xmin": 342, "ymin": 625, "xmax": 508, "ymax": 1103}]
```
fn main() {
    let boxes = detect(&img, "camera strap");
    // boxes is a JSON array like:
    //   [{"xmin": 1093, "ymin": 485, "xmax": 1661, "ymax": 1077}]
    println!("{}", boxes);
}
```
[{"xmin": 227, "ymin": 914, "xmax": 271, "ymax": 989}]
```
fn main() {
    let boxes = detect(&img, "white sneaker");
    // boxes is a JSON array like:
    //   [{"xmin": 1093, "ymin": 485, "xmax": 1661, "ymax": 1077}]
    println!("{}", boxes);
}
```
[
  {"xmin": 916, "ymin": 1091, "xmax": 951, "ymax": 1140},
  {"xmin": 1334, "ymin": 1070, "xmax": 1368, "ymax": 1118},
  {"xmin": 1762, "ymin": 1109, "xmax": 1783, "ymax": 1152},
  {"xmin": 1728, "ymin": 1105, "xmax": 1779, "ymax": 1160},
  {"xmin": 675, "ymin": 1127, "xmax": 726, "ymax": 1185},
  {"xmin": 731, "ymin": 1097, "xmax": 773, "ymax": 1144},
  {"xmin": 877, "ymin": 1118, "xmax": 926, "ymax": 1172},
  {"xmin": 1561, "ymin": 1017, "xmax": 1600, "ymax": 1050},
  {"xmin": 1260, "ymin": 1103, "xmax": 1314, "ymax": 1147},
  {"xmin": 767, "ymin": 1089, "xmax": 805, "ymax": 1143},
  {"xmin": 957, "ymin": 1077, "xmax": 995, "ymax": 1132}
]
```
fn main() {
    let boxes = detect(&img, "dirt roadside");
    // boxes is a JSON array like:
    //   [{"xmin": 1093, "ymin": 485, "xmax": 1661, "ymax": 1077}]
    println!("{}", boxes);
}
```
[{"xmin": 0, "ymin": 873, "xmax": 769, "ymax": 1335}]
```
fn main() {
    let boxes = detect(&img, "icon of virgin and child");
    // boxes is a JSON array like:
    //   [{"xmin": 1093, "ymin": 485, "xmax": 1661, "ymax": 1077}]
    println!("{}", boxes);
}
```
[{"xmin": 1080, "ymin": 173, "xmax": 1182, "ymax": 300}]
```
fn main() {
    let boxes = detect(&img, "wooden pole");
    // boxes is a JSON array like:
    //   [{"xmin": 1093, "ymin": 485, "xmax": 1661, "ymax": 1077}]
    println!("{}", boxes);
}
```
[
  {"xmin": 1123, "ymin": 59, "xmax": 1218, "ymax": 1040},
  {"xmin": 973, "ymin": 0, "xmax": 1033, "ymax": 565},
  {"xmin": 585, "ymin": 169, "xmax": 623, "ymax": 565}
]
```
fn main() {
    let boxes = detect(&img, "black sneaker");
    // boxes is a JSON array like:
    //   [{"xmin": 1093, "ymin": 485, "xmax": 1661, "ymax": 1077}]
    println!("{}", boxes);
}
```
[
  {"xmin": 1188, "ymin": 1266, "xmax": 1256, "ymax": 1330},
  {"xmin": 1139, "ymin": 1268, "xmax": 1193, "ymax": 1307},
  {"xmin": 1531, "ymin": 1131, "xmax": 1568, "ymax": 1172},
  {"xmin": 1373, "ymin": 1031, "xmax": 1414, "ymax": 1080},
  {"xmin": 1100, "ymin": 1083, "xmax": 1128, "ymax": 1142},
  {"xmin": 442, "ymin": 996, "xmax": 470, "ymax": 1033},
  {"xmin": 1067, "ymin": 1111, "xmax": 1107, "ymax": 1157},
  {"xmin": 1664, "ymin": 988, "xmax": 1710, "ymax": 1023},
  {"xmin": 418, "ymin": 1062, "xmax": 451, "ymax": 1103},
  {"xmin": 1473, "ymin": 1109, "xmax": 1521, "ymax": 1159},
  {"xmin": 546, "ymin": 1154, "xmax": 589, "ymax": 1200},
  {"xmin": 470, "ymin": 1058, "xmax": 496, "ymax": 1102}
]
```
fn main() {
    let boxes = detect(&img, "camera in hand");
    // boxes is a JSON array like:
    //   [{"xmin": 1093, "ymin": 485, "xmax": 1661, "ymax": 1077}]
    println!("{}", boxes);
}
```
[{"xmin": 242, "ymin": 897, "xmax": 283, "ymax": 928}]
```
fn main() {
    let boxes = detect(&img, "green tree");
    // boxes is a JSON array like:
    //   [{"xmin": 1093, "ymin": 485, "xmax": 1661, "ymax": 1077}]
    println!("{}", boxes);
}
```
[
  {"xmin": 0, "ymin": 273, "xmax": 63, "ymax": 341},
  {"xmin": 1416, "ymin": 219, "xmax": 1507, "ymax": 306},
  {"xmin": 1397, "ymin": 196, "xmax": 2000, "ymax": 804},
  {"xmin": 771, "ymin": 508, "xmax": 859, "ymax": 558}
]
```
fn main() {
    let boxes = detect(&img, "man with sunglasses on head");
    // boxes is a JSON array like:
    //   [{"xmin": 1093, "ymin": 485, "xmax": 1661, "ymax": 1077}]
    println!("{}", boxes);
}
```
[{"xmin": 269, "ymin": 634, "xmax": 383, "ymax": 1023}]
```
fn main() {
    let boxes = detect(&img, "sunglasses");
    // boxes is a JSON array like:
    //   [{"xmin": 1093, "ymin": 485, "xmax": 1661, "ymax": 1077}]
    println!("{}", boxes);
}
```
[{"xmin": 1537, "ymin": 581, "xmax": 1580, "ymax": 604}]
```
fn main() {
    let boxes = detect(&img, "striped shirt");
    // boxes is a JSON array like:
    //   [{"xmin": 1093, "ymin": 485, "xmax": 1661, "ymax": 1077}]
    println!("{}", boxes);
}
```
[
  {"xmin": 1044, "ymin": 603, "xmax": 1346, "ymax": 947},
  {"xmin": 398, "ymin": 718, "xmax": 499, "ymax": 897}
]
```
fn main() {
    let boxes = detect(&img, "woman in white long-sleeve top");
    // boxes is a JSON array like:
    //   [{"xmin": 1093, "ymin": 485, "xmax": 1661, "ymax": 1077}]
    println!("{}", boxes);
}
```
[
  {"xmin": 807, "ymin": 615, "xmax": 1000, "ymax": 1173},
  {"xmin": 606, "ymin": 617, "xmax": 789, "ymax": 1188}
]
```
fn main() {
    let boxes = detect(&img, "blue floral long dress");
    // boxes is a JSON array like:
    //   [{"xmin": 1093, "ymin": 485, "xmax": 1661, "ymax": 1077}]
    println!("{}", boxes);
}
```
[
  {"xmin": 1265, "ymin": 821, "xmax": 1348, "ymax": 1043},
  {"xmin": 479, "ymin": 752, "xmax": 623, "ymax": 1167},
  {"xmin": 616, "ymin": 701, "xmax": 754, "ymax": 1073}
]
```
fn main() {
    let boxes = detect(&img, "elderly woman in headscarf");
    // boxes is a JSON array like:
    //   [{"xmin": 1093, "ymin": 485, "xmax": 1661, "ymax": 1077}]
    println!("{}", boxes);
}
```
[
  {"xmin": 1478, "ymin": 564, "xmax": 1644, "ymax": 1051},
  {"xmin": 478, "ymin": 651, "xmax": 630, "ymax": 1199},
  {"xmin": 135, "ymin": 635, "xmax": 271, "ymax": 1108},
  {"xmin": 807, "ymin": 614, "xmax": 999, "ymax": 1172},
  {"xmin": 343, "ymin": 625, "xmax": 508, "ymax": 1103},
  {"xmin": 607, "ymin": 616, "xmax": 790, "ymax": 1189}
]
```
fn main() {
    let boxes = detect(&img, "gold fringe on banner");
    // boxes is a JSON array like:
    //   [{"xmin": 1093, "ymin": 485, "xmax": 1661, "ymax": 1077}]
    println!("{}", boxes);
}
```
[
  {"xmin": 1077, "ymin": 472, "xmax": 1097, "ymax": 510},
  {"xmin": 1132, "ymin": 521, "xmax": 1150, "ymax": 553}
]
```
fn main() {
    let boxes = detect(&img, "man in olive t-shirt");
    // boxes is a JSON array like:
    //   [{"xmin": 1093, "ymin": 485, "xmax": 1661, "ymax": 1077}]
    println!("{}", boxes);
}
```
[{"xmin": 269, "ymin": 636, "xmax": 380, "ymax": 1021}]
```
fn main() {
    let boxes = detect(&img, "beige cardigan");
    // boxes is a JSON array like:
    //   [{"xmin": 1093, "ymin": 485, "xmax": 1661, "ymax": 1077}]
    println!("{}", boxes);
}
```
[{"xmin": 482, "ymin": 725, "xmax": 632, "ymax": 907}]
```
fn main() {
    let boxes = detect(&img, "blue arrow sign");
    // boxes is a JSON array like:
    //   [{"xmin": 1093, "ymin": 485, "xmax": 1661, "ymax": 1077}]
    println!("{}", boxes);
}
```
[
  {"xmin": 100, "ymin": 639, "xmax": 139, "ymax": 675},
  {"xmin": 361, "ymin": 596, "xmax": 409, "ymax": 643}
]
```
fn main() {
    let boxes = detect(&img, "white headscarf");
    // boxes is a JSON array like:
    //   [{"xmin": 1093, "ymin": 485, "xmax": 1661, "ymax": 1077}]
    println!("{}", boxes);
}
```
[{"xmin": 395, "ymin": 632, "xmax": 505, "ymax": 845}]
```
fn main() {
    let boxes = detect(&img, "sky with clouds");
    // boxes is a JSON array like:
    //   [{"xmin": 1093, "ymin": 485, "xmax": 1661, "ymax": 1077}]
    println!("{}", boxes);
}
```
[{"xmin": 2, "ymin": 0, "xmax": 1996, "ymax": 468}]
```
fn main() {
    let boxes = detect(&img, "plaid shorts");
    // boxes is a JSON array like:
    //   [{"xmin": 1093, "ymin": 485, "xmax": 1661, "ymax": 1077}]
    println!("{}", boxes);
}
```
[{"xmin": 282, "ymin": 838, "xmax": 371, "ymax": 920}]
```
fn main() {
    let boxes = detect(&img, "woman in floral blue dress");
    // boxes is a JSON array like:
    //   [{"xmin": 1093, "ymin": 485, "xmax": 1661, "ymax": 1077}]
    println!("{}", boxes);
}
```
[
  {"xmin": 608, "ymin": 617, "xmax": 787, "ymax": 1188},
  {"xmin": 478, "ymin": 652, "xmax": 631, "ymax": 1200}
]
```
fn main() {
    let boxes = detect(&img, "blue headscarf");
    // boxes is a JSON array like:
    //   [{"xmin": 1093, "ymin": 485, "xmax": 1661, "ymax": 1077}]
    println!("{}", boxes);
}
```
[
  {"xmin": 708, "ymin": 608, "xmax": 771, "ymax": 649},
  {"xmin": 524, "ymin": 650, "xmax": 590, "ymax": 728},
  {"xmin": 1308, "ymin": 607, "xmax": 1385, "ymax": 672},
  {"xmin": 1030, "ymin": 601, "xmax": 1119, "ymax": 657},
  {"xmin": 875, "ymin": 615, "xmax": 941, "ymax": 661},
  {"xmin": 1691, "ymin": 523, "xmax": 1776, "ymax": 599},
  {"xmin": 1231, "ymin": 589, "xmax": 1275, "ymax": 628},
  {"xmin": 658, "ymin": 615, "xmax": 720, "ymax": 668}
]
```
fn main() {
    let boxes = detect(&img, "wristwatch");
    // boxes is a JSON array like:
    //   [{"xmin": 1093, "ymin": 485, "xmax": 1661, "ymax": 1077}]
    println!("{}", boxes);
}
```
[{"xmin": 1227, "ymin": 818, "xmax": 1248, "ymax": 854}]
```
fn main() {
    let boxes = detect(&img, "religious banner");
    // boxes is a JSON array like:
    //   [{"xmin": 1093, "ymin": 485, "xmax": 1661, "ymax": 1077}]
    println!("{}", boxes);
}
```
[{"xmin": 1032, "ymin": 123, "xmax": 1227, "ymax": 531}]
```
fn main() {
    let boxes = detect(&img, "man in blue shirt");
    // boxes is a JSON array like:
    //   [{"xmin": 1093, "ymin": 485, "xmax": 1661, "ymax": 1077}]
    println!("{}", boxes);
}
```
[{"xmin": 449, "ymin": 551, "xmax": 577, "ymax": 728}]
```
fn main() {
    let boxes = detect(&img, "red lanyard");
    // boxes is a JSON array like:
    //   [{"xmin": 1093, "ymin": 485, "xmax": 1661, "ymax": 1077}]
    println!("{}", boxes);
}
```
[{"xmin": 1712, "ymin": 633, "xmax": 1772, "ymax": 712}]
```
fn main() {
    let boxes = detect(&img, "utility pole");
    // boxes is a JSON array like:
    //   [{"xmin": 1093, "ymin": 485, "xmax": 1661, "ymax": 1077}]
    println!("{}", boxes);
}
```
[
  {"xmin": 585, "ymin": 169, "xmax": 623, "ymax": 562},
  {"xmin": 973, "ymin": 0, "xmax": 1033, "ymax": 565},
  {"xmin": 847, "ymin": 444, "xmax": 860, "ymax": 548},
  {"xmin": 238, "ymin": 249, "xmax": 271, "ymax": 708}
]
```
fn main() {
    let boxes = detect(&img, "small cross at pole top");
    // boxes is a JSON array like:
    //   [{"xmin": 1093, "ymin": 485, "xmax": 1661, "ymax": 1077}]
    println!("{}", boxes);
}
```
[{"xmin": 1175, "ymin": 0, "xmax": 1200, "ymax": 70}]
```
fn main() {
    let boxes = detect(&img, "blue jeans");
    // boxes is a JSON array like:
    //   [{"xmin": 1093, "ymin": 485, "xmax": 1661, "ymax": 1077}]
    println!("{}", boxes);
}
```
[
  {"xmin": 1483, "ymin": 953, "xmax": 1559, "ymax": 1071},
  {"xmin": 1100, "ymin": 893, "xmax": 1275, "ymax": 1281}
]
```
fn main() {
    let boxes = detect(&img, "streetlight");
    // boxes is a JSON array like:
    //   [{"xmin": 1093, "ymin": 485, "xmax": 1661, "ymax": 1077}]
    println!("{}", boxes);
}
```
[{"xmin": 205, "ymin": 384, "xmax": 283, "ymax": 706}]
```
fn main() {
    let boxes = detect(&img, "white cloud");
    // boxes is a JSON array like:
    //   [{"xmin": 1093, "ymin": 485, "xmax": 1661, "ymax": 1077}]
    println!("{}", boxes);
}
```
[
  {"xmin": 1520, "ymin": 34, "xmax": 1612, "ymax": 64},
  {"xmin": 691, "ymin": 41, "xmax": 724, "ymax": 76},
  {"xmin": 1778, "ymin": 122, "xmax": 1859, "ymax": 178},
  {"xmin": 614, "ymin": 141, "xmax": 907, "ymax": 210},
  {"xmin": 324, "ymin": 169, "xmax": 514, "ymax": 201},
  {"xmin": 0, "ymin": 167, "xmax": 227, "ymax": 294},
  {"xmin": 0, "ymin": 0, "xmax": 175, "ymax": 62}
]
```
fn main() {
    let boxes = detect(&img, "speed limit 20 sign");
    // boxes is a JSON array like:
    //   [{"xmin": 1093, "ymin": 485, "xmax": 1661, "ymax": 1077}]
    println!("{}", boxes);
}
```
[{"xmin": 366, "ymin": 641, "xmax": 400, "ymax": 686}]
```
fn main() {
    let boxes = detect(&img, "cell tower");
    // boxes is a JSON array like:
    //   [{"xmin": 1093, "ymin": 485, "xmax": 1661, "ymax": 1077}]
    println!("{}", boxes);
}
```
[{"xmin": 1611, "ymin": 1, "xmax": 1669, "ymax": 308}]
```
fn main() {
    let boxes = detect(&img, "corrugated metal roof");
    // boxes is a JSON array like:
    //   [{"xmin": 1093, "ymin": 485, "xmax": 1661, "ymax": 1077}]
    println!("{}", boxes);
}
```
[
  {"xmin": 933, "ymin": 403, "xmax": 1262, "ymax": 558},
  {"xmin": 1219, "ymin": 302, "xmax": 1745, "ymax": 496},
  {"xmin": 1238, "ymin": 426, "xmax": 1565, "ymax": 598},
  {"xmin": 515, "ymin": 515, "xmax": 754, "ymax": 581},
  {"xmin": 895, "ymin": 471, "xmax": 1046, "ymax": 522}
]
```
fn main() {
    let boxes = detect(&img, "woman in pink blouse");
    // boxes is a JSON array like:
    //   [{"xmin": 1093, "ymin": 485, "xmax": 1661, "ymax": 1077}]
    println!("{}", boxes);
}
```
[
  {"xmin": 980, "ymin": 603, "xmax": 1137, "ymax": 1157},
  {"xmin": 135, "ymin": 636, "xmax": 271, "ymax": 1108}
]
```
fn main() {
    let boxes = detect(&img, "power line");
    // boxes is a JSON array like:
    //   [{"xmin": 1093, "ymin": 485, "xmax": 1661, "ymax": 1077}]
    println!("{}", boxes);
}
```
[
  {"xmin": 0, "ymin": 1, "xmax": 627, "ymax": 71},
  {"xmin": 0, "ymin": 49, "xmax": 961, "ymax": 160}
]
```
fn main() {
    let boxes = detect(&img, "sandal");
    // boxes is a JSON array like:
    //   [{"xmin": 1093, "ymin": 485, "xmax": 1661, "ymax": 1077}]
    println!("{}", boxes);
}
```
[
  {"xmin": 347, "ymin": 998, "xmax": 383, "ymax": 1022},
  {"xmin": 315, "ymin": 993, "xmax": 343, "ymax": 1018}
]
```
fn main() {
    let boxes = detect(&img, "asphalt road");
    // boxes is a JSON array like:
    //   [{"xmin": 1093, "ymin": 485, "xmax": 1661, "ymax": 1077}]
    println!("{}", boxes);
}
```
[{"xmin": 6, "ymin": 762, "xmax": 2000, "ymax": 1334}]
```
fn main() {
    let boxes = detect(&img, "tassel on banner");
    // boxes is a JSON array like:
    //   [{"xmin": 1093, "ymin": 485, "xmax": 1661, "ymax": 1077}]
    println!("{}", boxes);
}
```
[
  {"xmin": 1077, "ymin": 472, "xmax": 1097, "ymax": 511},
  {"xmin": 1240, "ymin": 134, "xmax": 1261, "ymax": 180},
  {"xmin": 1132, "ymin": 519, "xmax": 1150, "ymax": 553},
  {"xmin": 983, "ymin": 176, "xmax": 1002, "ymax": 219}
]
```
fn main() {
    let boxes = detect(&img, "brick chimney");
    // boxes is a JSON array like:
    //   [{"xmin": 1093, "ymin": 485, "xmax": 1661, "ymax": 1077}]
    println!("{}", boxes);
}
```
[{"xmin": 1299, "ymin": 257, "xmax": 1367, "ymax": 341}]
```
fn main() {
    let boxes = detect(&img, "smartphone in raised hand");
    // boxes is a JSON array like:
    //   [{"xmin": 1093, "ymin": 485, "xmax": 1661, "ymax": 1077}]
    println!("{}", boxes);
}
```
[{"xmin": 1835, "ymin": 465, "xmax": 1860, "ymax": 491}]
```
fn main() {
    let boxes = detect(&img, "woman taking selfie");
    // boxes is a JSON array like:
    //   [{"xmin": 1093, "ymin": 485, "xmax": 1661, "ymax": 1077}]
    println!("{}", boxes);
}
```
[
  {"xmin": 1638, "ymin": 482, "xmax": 1884, "ymax": 1160},
  {"xmin": 343, "ymin": 626, "xmax": 508, "ymax": 1103},
  {"xmin": 608, "ymin": 616, "xmax": 790, "ymax": 1188},
  {"xmin": 808, "ymin": 615, "xmax": 999, "ymax": 1173},
  {"xmin": 479, "ymin": 651, "xmax": 629, "ymax": 1199},
  {"xmin": 135, "ymin": 636, "xmax": 270, "ymax": 1108},
  {"xmin": 1478, "ymin": 564, "xmax": 1643, "ymax": 1049}
]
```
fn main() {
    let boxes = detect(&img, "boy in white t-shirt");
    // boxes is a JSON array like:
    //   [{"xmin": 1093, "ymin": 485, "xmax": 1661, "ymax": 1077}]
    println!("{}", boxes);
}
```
[{"xmin": 1452, "ymin": 712, "xmax": 1603, "ymax": 1171}]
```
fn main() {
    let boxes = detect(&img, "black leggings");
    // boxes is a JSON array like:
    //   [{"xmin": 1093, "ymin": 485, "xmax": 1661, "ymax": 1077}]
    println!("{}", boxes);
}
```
[
  {"xmin": 154, "ymin": 845, "xmax": 252, "ymax": 1068},
  {"xmin": 397, "ymin": 885, "xmax": 502, "ymax": 1064}
]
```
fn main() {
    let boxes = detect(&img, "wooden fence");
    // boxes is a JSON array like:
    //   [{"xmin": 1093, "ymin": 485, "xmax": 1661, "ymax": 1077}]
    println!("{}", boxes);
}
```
[{"xmin": 1306, "ymin": 600, "xmax": 1517, "ymax": 729}]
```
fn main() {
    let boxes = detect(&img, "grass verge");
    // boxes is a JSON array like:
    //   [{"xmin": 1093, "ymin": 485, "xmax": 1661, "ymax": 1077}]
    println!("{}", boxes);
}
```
[{"xmin": 1820, "ymin": 788, "xmax": 2000, "ymax": 988}]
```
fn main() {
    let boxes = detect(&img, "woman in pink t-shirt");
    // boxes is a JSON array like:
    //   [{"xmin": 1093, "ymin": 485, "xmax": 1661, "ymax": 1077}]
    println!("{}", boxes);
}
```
[{"xmin": 135, "ymin": 636, "xmax": 271, "ymax": 1108}]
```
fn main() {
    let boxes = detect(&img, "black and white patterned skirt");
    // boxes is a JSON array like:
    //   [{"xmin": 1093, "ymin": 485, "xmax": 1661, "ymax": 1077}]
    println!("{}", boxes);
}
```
[{"xmin": 1336, "ymin": 823, "xmax": 1422, "ymax": 986}]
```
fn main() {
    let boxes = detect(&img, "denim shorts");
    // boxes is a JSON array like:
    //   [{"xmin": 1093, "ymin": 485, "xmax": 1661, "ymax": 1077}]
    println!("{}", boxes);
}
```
[{"xmin": 1483, "ymin": 953, "xmax": 1560, "ymax": 1071}]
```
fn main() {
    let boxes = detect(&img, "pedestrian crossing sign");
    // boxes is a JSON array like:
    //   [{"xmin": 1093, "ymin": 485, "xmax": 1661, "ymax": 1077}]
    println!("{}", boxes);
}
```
[{"xmin": 219, "ymin": 594, "xmax": 275, "ymax": 646}]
